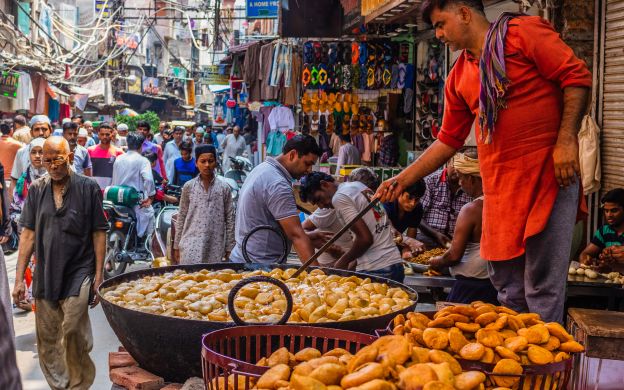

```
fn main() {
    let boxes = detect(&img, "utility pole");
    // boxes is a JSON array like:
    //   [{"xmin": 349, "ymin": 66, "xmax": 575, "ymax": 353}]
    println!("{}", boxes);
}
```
[
  {"xmin": 212, "ymin": 0, "xmax": 221, "ymax": 64},
  {"xmin": 30, "ymin": 0, "xmax": 39, "ymax": 43}
]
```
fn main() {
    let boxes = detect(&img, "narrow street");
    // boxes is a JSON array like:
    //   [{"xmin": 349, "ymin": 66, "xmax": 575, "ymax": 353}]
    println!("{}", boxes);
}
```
[{"xmin": 6, "ymin": 250, "xmax": 131, "ymax": 390}]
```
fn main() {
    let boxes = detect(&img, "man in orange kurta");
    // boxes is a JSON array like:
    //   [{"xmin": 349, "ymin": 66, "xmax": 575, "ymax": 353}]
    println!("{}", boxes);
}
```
[{"xmin": 377, "ymin": 0, "xmax": 591, "ymax": 323}]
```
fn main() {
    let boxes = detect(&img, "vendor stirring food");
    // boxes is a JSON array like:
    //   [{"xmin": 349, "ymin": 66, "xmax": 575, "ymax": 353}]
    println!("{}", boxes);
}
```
[
  {"xmin": 300, "ymin": 172, "xmax": 404, "ymax": 282},
  {"xmin": 230, "ymin": 135, "xmax": 321, "ymax": 264},
  {"xmin": 377, "ymin": 0, "xmax": 592, "ymax": 322}
]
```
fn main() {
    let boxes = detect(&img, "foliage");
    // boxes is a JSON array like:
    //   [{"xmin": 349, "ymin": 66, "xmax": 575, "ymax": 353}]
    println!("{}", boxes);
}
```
[{"xmin": 114, "ymin": 111, "xmax": 161, "ymax": 133}]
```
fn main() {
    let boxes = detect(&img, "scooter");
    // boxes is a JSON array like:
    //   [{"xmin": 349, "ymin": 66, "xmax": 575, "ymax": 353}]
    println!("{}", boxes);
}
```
[
  {"xmin": 102, "ymin": 200, "xmax": 153, "ymax": 279},
  {"xmin": 102, "ymin": 186, "xmax": 180, "ymax": 279},
  {"xmin": 224, "ymin": 156, "xmax": 252, "ymax": 189}
]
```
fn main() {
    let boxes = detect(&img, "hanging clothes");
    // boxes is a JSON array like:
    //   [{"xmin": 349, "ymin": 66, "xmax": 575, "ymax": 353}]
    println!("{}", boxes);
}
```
[
  {"xmin": 60, "ymin": 103, "xmax": 71, "ymax": 121},
  {"xmin": 283, "ymin": 52, "xmax": 302, "ymax": 106},
  {"xmin": 267, "ymin": 106, "xmax": 295, "ymax": 132},
  {"xmin": 270, "ymin": 41, "xmax": 292, "ymax": 88},
  {"xmin": 266, "ymin": 130, "xmax": 287, "ymax": 156},
  {"xmin": 244, "ymin": 42, "xmax": 262, "ymax": 101},
  {"xmin": 16, "ymin": 72, "xmax": 34, "ymax": 111},
  {"xmin": 48, "ymin": 98, "xmax": 60, "ymax": 122},
  {"xmin": 260, "ymin": 44, "xmax": 279, "ymax": 101}
]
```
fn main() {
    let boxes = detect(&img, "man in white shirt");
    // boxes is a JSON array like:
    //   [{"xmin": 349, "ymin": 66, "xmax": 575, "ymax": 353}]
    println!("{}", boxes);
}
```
[
  {"xmin": 163, "ymin": 126, "xmax": 184, "ymax": 180},
  {"xmin": 221, "ymin": 126, "xmax": 247, "ymax": 172},
  {"xmin": 110, "ymin": 133, "xmax": 156, "ymax": 242},
  {"xmin": 299, "ymin": 171, "xmax": 404, "ymax": 282}
]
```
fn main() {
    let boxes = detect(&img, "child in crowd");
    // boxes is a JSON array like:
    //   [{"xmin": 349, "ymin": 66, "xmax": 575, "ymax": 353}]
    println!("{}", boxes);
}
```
[
  {"xmin": 173, "ymin": 145, "xmax": 235, "ymax": 265},
  {"xmin": 172, "ymin": 141, "xmax": 199, "ymax": 186}
]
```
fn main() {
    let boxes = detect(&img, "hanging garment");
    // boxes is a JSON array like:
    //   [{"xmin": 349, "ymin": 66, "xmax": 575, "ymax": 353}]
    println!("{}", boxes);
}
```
[
  {"xmin": 268, "ymin": 106, "xmax": 295, "ymax": 132},
  {"xmin": 266, "ymin": 130, "xmax": 287, "ymax": 156},
  {"xmin": 260, "ymin": 44, "xmax": 279, "ymax": 100},
  {"xmin": 16, "ymin": 72, "xmax": 34, "ymax": 111},
  {"xmin": 244, "ymin": 42, "xmax": 262, "ymax": 101}
]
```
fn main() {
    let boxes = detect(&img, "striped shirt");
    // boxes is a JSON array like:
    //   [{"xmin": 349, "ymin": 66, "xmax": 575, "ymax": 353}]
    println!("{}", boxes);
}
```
[{"xmin": 591, "ymin": 225, "xmax": 624, "ymax": 249}]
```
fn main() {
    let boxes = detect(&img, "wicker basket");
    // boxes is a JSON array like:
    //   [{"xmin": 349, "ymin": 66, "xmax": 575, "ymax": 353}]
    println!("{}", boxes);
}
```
[
  {"xmin": 201, "ymin": 325, "xmax": 376, "ymax": 390},
  {"xmin": 460, "ymin": 358, "xmax": 573, "ymax": 390}
]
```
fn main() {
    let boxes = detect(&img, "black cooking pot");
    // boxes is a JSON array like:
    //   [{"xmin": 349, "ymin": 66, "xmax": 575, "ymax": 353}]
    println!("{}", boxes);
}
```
[{"xmin": 99, "ymin": 263, "xmax": 418, "ymax": 382}]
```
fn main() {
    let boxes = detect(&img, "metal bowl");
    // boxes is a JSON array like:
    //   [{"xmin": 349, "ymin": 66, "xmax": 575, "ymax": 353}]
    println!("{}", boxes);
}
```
[{"xmin": 98, "ymin": 263, "xmax": 418, "ymax": 381}]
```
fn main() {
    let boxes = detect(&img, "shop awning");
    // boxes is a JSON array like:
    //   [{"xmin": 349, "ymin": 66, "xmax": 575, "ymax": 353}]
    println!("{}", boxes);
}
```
[
  {"xmin": 364, "ymin": 0, "xmax": 422, "ymax": 25},
  {"xmin": 48, "ymin": 84, "xmax": 69, "ymax": 97},
  {"xmin": 209, "ymin": 85, "xmax": 230, "ymax": 93}
]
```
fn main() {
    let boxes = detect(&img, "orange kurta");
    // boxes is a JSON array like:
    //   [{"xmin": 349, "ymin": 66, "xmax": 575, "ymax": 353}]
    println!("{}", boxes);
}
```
[{"xmin": 437, "ymin": 16, "xmax": 592, "ymax": 261}]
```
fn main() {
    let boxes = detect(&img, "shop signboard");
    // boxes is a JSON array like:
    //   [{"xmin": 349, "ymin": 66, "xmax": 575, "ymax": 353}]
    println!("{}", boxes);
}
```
[
  {"xmin": 95, "ymin": 0, "xmax": 111, "ymax": 17},
  {"xmin": 142, "ymin": 77, "xmax": 159, "ymax": 95},
  {"xmin": 202, "ymin": 65, "xmax": 230, "ymax": 85},
  {"xmin": 246, "ymin": 0, "xmax": 278, "ymax": 19},
  {"xmin": 0, "ymin": 72, "xmax": 19, "ymax": 98}
]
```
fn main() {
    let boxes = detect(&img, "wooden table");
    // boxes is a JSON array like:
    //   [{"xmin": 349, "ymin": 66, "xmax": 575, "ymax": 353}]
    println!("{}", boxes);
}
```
[{"xmin": 567, "ymin": 308, "xmax": 624, "ymax": 389}]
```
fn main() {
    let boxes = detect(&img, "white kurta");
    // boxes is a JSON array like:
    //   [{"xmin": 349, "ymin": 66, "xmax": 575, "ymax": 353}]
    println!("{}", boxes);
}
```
[
  {"xmin": 221, "ymin": 134, "xmax": 247, "ymax": 172},
  {"xmin": 111, "ymin": 151, "xmax": 156, "ymax": 237}
]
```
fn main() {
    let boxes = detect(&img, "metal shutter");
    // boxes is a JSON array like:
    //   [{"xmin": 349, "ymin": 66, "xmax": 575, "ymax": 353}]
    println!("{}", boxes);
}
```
[{"xmin": 601, "ymin": 0, "xmax": 624, "ymax": 191}]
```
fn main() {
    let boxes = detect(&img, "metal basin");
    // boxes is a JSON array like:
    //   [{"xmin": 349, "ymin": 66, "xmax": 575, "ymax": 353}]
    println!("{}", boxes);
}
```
[{"xmin": 99, "ymin": 263, "xmax": 418, "ymax": 382}]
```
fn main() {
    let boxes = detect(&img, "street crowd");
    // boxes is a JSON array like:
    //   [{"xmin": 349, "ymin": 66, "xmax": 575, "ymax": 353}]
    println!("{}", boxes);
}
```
[{"xmin": 2, "ymin": 1, "xmax": 624, "ymax": 390}]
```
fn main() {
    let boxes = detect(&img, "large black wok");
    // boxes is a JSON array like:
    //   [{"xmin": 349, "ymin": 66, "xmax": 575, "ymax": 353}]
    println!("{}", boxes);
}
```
[{"xmin": 99, "ymin": 263, "xmax": 418, "ymax": 382}]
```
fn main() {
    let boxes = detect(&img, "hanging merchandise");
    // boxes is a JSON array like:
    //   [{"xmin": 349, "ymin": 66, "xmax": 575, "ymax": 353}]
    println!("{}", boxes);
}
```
[
  {"xmin": 238, "ymin": 83, "xmax": 248, "ymax": 108},
  {"xmin": 226, "ymin": 85, "xmax": 237, "ymax": 109}
]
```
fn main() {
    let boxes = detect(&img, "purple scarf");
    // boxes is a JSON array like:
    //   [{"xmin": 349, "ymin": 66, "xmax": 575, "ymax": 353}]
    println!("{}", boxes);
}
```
[{"xmin": 478, "ymin": 12, "xmax": 523, "ymax": 144}]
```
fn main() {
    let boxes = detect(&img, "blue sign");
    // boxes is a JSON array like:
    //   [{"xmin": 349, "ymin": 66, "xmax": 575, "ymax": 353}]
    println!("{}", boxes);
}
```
[{"xmin": 246, "ymin": 0, "xmax": 278, "ymax": 19}]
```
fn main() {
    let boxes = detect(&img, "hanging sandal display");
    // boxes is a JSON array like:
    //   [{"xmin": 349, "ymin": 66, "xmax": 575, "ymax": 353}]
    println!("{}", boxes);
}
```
[{"xmin": 302, "ymin": 65, "xmax": 311, "ymax": 87}]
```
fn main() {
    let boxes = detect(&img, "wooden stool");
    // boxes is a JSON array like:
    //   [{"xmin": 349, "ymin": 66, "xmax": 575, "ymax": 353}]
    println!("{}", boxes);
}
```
[{"xmin": 567, "ymin": 308, "xmax": 624, "ymax": 389}]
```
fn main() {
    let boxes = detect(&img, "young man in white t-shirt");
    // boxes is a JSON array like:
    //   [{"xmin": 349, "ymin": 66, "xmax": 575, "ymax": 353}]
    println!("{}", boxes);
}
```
[
  {"xmin": 302, "ymin": 208, "xmax": 354, "ymax": 267},
  {"xmin": 300, "ymin": 172, "xmax": 404, "ymax": 282}
]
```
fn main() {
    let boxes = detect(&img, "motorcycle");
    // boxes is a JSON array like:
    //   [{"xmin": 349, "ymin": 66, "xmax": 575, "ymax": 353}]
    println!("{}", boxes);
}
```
[
  {"xmin": 102, "ymin": 200, "xmax": 153, "ymax": 279},
  {"xmin": 224, "ymin": 156, "xmax": 252, "ymax": 189},
  {"xmin": 103, "ymin": 185, "xmax": 180, "ymax": 279}
]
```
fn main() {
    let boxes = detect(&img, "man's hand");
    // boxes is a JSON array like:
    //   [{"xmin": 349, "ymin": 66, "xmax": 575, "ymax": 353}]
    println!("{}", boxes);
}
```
[
  {"xmin": 553, "ymin": 135, "xmax": 580, "ymax": 187},
  {"xmin": 90, "ymin": 276, "xmax": 103, "ymax": 308},
  {"xmin": 402, "ymin": 237, "xmax": 425, "ymax": 255},
  {"xmin": 0, "ymin": 236, "xmax": 9, "ymax": 245},
  {"xmin": 603, "ymin": 246, "xmax": 624, "ymax": 263},
  {"xmin": 12, "ymin": 280, "xmax": 26, "ymax": 305},
  {"xmin": 376, "ymin": 178, "xmax": 404, "ymax": 203},
  {"xmin": 140, "ymin": 197, "xmax": 153, "ymax": 208},
  {"xmin": 428, "ymin": 255, "xmax": 444, "ymax": 270},
  {"xmin": 306, "ymin": 230, "xmax": 333, "ymax": 248},
  {"xmin": 435, "ymin": 233, "xmax": 452, "ymax": 248}
]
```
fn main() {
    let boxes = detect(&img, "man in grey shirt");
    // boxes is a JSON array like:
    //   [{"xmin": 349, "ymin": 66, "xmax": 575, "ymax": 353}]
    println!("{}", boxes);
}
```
[
  {"xmin": 230, "ymin": 135, "xmax": 321, "ymax": 264},
  {"xmin": 63, "ymin": 121, "xmax": 92, "ymax": 176}
]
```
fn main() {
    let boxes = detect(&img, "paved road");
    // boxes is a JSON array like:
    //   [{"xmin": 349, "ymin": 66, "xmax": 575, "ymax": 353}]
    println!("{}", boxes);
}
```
[{"xmin": 6, "ymin": 250, "xmax": 143, "ymax": 390}]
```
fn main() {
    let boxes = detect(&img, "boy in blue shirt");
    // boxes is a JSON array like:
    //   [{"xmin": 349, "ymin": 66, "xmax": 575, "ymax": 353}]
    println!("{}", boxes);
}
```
[{"xmin": 172, "ymin": 141, "xmax": 198, "ymax": 186}]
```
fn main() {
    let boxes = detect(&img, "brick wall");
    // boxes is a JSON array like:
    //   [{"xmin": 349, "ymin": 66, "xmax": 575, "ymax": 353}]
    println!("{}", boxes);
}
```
[{"xmin": 553, "ymin": 0, "xmax": 596, "ymax": 72}]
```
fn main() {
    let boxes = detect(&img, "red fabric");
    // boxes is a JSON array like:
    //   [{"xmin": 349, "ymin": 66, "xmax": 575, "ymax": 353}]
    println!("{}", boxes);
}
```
[
  {"xmin": 60, "ymin": 103, "xmax": 71, "ymax": 121},
  {"xmin": 437, "ymin": 16, "xmax": 592, "ymax": 261}
]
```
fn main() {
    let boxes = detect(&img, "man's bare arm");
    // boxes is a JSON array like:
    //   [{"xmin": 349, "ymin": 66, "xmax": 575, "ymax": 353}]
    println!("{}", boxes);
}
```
[
  {"xmin": 12, "ymin": 228, "xmax": 35, "ymax": 303},
  {"xmin": 376, "ymin": 141, "xmax": 457, "ymax": 202},
  {"xmin": 429, "ymin": 204, "xmax": 476, "ymax": 269},
  {"xmin": 553, "ymin": 86, "xmax": 590, "ymax": 187},
  {"xmin": 278, "ymin": 216, "xmax": 317, "ymax": 265}
]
